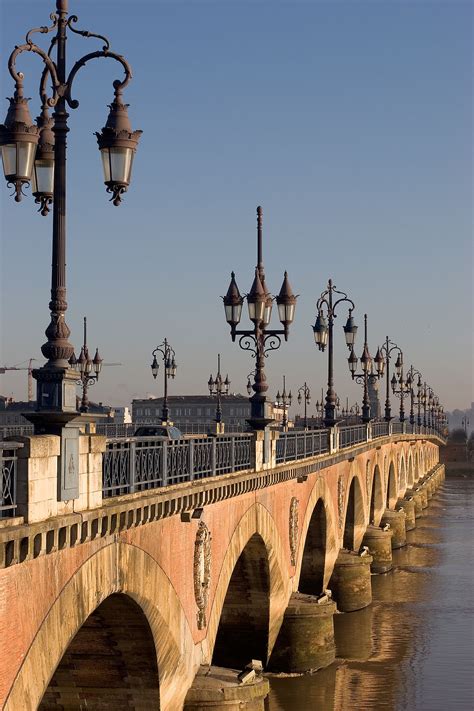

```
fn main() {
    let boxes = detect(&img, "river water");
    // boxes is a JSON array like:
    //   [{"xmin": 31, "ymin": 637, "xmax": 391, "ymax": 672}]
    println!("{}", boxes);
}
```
[{"xmin": 266, "ymin": 476, "xmax": 474, "ymax": 711}]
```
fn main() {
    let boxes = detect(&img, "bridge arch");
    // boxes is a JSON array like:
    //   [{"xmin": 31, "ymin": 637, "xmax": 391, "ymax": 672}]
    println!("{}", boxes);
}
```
[
  {"xmin": 407, "ymin": 452, "xmax": 414, "ymax": 487},
  {"xmin": 4, "ymin": 542, "xmax": 195, "ymax": 711},
  {"xmin": 296, "ymin": 476, "xmax": 338, "ymax": 592},
  {"xmin": 206, "ymin": 503, "xmax": 289, "ymax": 667},
  {"xmin": 399, "ymin": 455, "xmax": 407, "ymax": 492},
  {"xmin": 342, "ymin": 470, "xmax": 365, "ymax": 551},
  {"xmin": 369, "ymin": 464, "xmax": 384, "ymax": 525},
  {"xmin": 386, "ymin": 460, "xmax": 397, "ymax": 509}
]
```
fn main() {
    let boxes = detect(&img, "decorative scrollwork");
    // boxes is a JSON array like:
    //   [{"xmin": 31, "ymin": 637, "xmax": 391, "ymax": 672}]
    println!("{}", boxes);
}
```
[
  {"xmin": 67, "ymin": 15, "xmax": 111, "ymax": 52},
  {"xmin": 194, "ymin": 521, "xmax": 212, "ymax": 630},
  {"xmin": 8, "ymin": 42, "xmax": 60, "ymax": 104},
  {"xmin": 25, "ymin": 13, "xmax": 58, "ymax": 46},
  {"xmin": 65, "ymin": 49, "xmax": 132, "ymax": 109},
  {"xmin": 289, "ymin": 497, "xmax": 299, "ymax": 566},
  {"xmin": 263, "ymin": 333, "xmax": 282, "ymax": 356},
  {"xmin": 238, "ymin": 334, "xmax": 257, "ymax": 355}
]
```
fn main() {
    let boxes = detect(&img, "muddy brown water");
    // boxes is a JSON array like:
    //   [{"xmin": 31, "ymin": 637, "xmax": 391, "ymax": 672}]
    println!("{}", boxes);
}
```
[{"xmin": 266, "ymin": 476, "xmax": 474, "ymax": 711}]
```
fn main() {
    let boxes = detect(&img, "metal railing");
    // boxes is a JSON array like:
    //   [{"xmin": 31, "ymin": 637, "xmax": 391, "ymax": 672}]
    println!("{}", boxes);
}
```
[
  {"xmin": 276, "ymin": 429, "xmax": 329, "ymax": 464},
  {"xmin": 372, "ymin": 420, "xmax": 390, "ymax": 438},
  {"xmin": 339, "ymin": 425, "xmax": 367, "ymax": 448},
  {"xmin": 1, "ymin": 442, "xmax": 22, "ymax": 518},
  {"xmin": 102, "ymin": 422, "xmax": 445, "ymax": 499},
  {"xmin": 103, "ymin": 434, "xmax": 253, "ymax": 497}
]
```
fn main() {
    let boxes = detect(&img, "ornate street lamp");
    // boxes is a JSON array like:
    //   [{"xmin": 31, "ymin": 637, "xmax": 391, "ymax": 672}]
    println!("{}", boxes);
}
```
[
  {"xmin": 379, "ymin": 336, "xmax": 403, "ymax": 422},
  {"xmin": 69, "ymin": 317, "xmax": 102, "ymax": 412},
  {"xmin": 276, "ymin": 376, "xmax": 292, "ymax": 431},
  {"xmin": 222, "ymin": 206, "xmax": 297, "ymax": 430},
  {"xmin": 0, "ymin": 1, "xmax": 141, "ymax": 431},
  {"xmin": 341, "ymin": 399, "xmax": 360, "ymax": 420},
  {"xmin": 405, "ymin": 365, "xmax": 423, "ymax": 426},
  {"xmin": 348, "ymin": 314, "xmax": 384, "ymax": 423},
  {"xmin": 208, "ymin": 353, "xmax": 230, "ymax": 432},
  {"xmin": 297, "ymin": 382, "xmax": 311, "ymax": 430},
  {"xmin": 150, "ymin": 339, "xmax": 177, "ymax": 424},
  {"xmin": 313, "ymin": 279, "xmax": 358, "ymax": 427},
  {"xmin": 391, "ymin": 350, "xmax": 411, "ymax": 422}
]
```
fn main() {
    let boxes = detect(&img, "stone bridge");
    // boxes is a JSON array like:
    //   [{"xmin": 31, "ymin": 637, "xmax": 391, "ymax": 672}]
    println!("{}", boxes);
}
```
[{"xmin": 0, "ymin": 427, "xmax": 444, "ymax": 710}]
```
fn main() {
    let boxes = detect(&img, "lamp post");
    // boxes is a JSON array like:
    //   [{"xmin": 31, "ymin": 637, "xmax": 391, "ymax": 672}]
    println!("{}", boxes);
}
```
[
  {"xmin": 150, "ymin": 339, "xmax": 177, "ymax": 424},
  {"xmin": 208, "ymin": 353, "xmax": 230, "ymax": 433},
  {"xmin": 276, "ymin": 376, "xmax": 292, "ymax": 431},
  {"xmin": 390, "ymin": 351, "xmax": 411, "ymax": 423},
  {"xmin": 405, "ymin": 365, "xmax": 423, "ymax": 426},
  {"xmin": 312, "ymin": 279, "xmax": 358, "ymax": 427},
  {"xmin": 341, "ymin": 399, "xmax": 360, "ymax": 421},
  {"xmin": 0, "ymin": 1, "xmax": 141, "ymax": 432},
  {"xmin": 297, "ymin": 382, "xmax": 311, "ymax": 429},
  {"xmin": 222, "ymin": 206, "xmax": 297, "ymax": 430},
  {"xmin": 348, "ymin": 314, "xmax": 384, "ymax": 423},
  {"xmin": 68, "ymin": 317, "xmax": 102, "ymax": 412},
  {"xmin": 379, "ymin": 336, "xmax": 403, "ymax": 422}
]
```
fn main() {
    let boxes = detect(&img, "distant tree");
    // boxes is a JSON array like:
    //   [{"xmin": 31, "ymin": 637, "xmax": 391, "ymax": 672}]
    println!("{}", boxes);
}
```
[
  {"xmin": 449, "ymin": 428, "xmax": 467, "ymax": 443},
  {"xmin": 468, "ymin": 432, "xmax": 474, "ymax": 451}
]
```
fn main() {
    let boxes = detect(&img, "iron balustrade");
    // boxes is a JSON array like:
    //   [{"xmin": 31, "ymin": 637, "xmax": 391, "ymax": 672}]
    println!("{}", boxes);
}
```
[
  {"xmin": 276, "ymin": 429, "xmax": 329, "ymax": 464},
  {"xmin": 1, "ymin": 442, "xmax": 22, "ymax": 518},
  {"xmin": 372, "ymin": 421, "xmax": 390, "ymax": 438},
  {"xmin": 102, "ymin": 424, "xmax": 445, "ymax": 498},
  {"xmin": 339, "ymin": 425, "xmax": 367, "ymax": 448},
  {"xmin": 103, "ymin": 434, "xmax": 253, "ymax": 497}
]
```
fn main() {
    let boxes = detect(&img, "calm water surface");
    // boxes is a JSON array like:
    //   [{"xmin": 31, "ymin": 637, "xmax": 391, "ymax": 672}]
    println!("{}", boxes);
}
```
[{"xmin": 266, "ymin": 477, "xmax": 474, "ymax": 711}]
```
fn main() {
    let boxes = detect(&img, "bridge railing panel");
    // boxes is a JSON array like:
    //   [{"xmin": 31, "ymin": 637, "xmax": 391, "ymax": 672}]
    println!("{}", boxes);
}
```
[
  {"xmin": 103, "ymin": 433, "xmax": 253, "ymax": 496},
  {"xmin": 339, "ymin": 425, "xmax": 367, "ymax": 448},
  {"xmin": 1, "ymin": 442, "xmax": 23, "ymax": 518},
  {"xmin": 372, "ymin": 421, "xmax": 390, "ymax": 438},
  {"xmin": 275, "ymin": 429, "xmax": 329, "ymax": 464}
]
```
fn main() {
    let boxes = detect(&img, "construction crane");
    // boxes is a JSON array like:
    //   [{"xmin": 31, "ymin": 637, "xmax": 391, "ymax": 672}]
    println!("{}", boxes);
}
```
[{"xmin": 0, "ymin": 358, "xmax": 38, "ymax": 402}]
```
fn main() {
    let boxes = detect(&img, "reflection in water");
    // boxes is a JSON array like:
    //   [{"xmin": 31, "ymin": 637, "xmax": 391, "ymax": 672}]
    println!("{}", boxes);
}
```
[{"xmin": 266, "ymin": 478, "xmax": 474, "ymax": 711}]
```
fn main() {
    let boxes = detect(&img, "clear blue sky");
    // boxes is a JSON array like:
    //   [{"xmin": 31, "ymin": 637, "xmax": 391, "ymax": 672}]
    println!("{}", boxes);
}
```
[{"xmin": 1, "ymin": 0, "xmax": 472, "ymax": 414}]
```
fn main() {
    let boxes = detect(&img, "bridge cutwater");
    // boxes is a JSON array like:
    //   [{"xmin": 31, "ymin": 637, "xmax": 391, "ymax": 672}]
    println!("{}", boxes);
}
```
[{"xmin": 0, "ymin": 422, "xmax": 445, "ymax": 710}]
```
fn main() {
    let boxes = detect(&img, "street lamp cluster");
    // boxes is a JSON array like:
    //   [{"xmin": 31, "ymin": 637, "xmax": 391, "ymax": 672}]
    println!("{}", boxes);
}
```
[{"xmin": 0, "ymin": 0, "xmax": 141, "ymax": 432}]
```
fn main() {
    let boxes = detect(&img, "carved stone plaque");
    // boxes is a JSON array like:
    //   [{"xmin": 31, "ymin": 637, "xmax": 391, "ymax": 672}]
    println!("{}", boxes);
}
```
[{"xmin": 194, "ymin": 521, "xmax": 211, "ymax": 630}]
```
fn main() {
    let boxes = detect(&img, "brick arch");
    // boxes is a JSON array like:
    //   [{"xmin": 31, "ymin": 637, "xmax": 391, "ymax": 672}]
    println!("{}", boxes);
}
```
[
  {"xmin": 369, "ymin": 464, "xmax": 384, "ymax": 525},
  {"xmin": 206, "ymin": 502, "xmax": 290, "ymax": 666},
  {"xmin": 399, "ymin": 453, "xmax": 407, "ymax": 492},
  {"xmin": 342, "ymin": 468, "xmax": 365, "ymax": 551},
  {"xmin": 296, "ymin": 476, "xmax": 338, "ymax": 591},
  {"xmin": 407, "ymin": 452, "xmax": 414, "ymax": 487},
  {"xmin": 4, "ymin": 542, "xmax": 195, "ymax": 711},
  {"xmin": 386, "ymin": 459, "xmax": 398, "ymax": 509}
]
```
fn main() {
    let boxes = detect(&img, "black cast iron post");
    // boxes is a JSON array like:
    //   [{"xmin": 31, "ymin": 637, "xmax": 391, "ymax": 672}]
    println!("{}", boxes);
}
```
[
  {"xmin": 379, "ymin": 336, "xmax": 403, "ymax": 422},
  {"xmin": 69, "ymin": 317, "xmax": 102, "ymax": 412},
  {"xmin": 348, "ymin": 314, "xmax": 384, "ymax": 423},
  {"xmin": 297, "ymin": 382, "xmax": 311, "ymax": 429},
  {"xmin": 313, "ymin": 280, "xmax": 358, "ymax": 427},
  {"xmin": 405, "ymin": 365, "xmax": 423, "ymax": 426},
  {"xmin": 223, "ymin": 207, "xmax": 297, "ymax": 430},
  {"xmin": 151, "ymin": 339, "xmax": 177, "ymax": 423},
  {"xmin": 276, "ymin": 376, "xmax": 292, "ymax": 430},
  {"xmin": 0, "ymin": 1, "xmax": 141, "ymax": 432},
  {"xmin": 208, "ymin": 353, "xmax": 230, "ymax": 425}
]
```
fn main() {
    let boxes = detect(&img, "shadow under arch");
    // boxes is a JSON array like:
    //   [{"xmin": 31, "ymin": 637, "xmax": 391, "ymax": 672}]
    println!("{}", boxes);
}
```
[
  {"xmin": 206, "ymin": 503, "xmax": 290, "ymax": 668},
  {"xmin": 212, "ymin": 532, "xmax": 270, "ymax": 669},
  {"xmin": 386, "ymin": 460, "xmax": 398, "ymax": 508},
  {"xmin": 4, "ymin": 542, "xmax": 195, "ymax": 711},
  {"xmin": 296, "ymin": 477, "xmax": 338, "ymax": 591},
  {"xmin": 343, "ymin": 473, "xmax": 365, "ymax": 551},
  {"xmin": 39, "ymin": 593, "xmax": 160, "ymax": 709},
  {"xmin": 407, "ymin": 452, "xmax": 414, "ymax": 487},
  {"xmin": 399, "ymin": 455, "xmax": 407, "ymax": 492},
  {"xmin": 299, "ymin": 498, "xmax": 327, "ymax": 596},
  {"xmin": 369, "ymin": 464, "xmax": 384, "ymax": 525}
]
